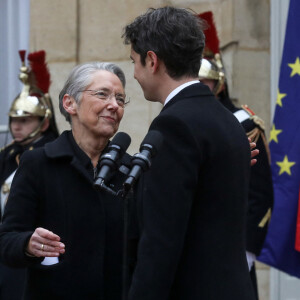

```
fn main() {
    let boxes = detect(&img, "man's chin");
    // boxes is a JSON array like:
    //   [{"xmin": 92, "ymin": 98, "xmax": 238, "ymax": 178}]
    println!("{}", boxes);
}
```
[
  {"xmin": 144, "ymin": 95, "xmax": 159, "ymax": 103},
  {"xmin": 13, "ymin": 137, "xmax": 24, "ymax": 143}
]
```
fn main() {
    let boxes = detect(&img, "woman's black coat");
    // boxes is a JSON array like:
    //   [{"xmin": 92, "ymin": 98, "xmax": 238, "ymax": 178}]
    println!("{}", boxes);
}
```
[
  {"xmin": 0, "ymin": 131, "xmax": 132, "ymax": 300},
  {"xmin": 0, "ymin": 131, "xmax": 58, "ymax": 299}
]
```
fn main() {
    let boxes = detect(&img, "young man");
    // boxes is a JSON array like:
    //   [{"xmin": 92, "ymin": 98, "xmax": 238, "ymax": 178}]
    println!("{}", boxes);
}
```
[{"xmin": 123, "ymin": 7, "xmax": 256, "ymax": 300}]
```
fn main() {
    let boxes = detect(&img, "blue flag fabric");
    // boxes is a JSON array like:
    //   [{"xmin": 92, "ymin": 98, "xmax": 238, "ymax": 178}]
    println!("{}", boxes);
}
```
[{"xmin": 257, "ymin": 0, "xmax": 300, "ymax": 277}]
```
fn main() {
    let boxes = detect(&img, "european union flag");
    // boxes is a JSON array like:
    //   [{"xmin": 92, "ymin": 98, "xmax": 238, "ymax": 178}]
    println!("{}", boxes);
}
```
[{"xmin": 257, "ymin": 0, "xmax": 300, "ymax": 277}]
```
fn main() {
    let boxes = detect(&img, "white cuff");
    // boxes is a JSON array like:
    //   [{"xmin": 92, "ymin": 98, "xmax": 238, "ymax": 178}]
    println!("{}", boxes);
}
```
[{"xmin": 246, "ymin": 251, "xmax": 256, "ymax": 271}]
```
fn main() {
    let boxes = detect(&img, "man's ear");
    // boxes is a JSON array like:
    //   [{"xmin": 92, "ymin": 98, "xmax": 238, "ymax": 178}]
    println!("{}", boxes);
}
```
[
  {"xmin": 63, "ymin": 94, "xmax": 77, "ymax": 115},
  {"xmin": 146, "ymin": 51, "xmax": 159, "ymax": 72},
  {"xmin": 41, "ymin": 118, "xmax": 50, "ymax": 132}
]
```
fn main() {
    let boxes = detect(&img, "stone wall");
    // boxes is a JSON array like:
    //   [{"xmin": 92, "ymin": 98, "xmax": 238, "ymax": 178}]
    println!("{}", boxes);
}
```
[{"xmin": 30, "ymin": 0, "xmax": 271, "ymax": 298}]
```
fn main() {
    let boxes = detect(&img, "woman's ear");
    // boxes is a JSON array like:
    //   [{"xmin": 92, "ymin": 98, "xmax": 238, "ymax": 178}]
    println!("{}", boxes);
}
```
[{"xmin": 63, "ymin": 94, "xmax": 77, "ymax": 115}]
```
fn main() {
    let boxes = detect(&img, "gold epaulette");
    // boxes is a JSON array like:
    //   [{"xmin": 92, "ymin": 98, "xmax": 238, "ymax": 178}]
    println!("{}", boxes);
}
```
[
  {"xmin": 241, "ymin": 105, "xmax": 265, "ymax": 131},
  {"xmin": 241, "ymin": 105, "xmax": 271, "ymax": 164},
  {"xmin": 0, "ymin": 141, "xmax": 15, "ymax": 154}
]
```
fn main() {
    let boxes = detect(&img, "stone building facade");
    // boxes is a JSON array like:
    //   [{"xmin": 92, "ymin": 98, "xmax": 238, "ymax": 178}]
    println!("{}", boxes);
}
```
[{"xmin": 29, "ymin": 0, "xmax": 272, "ymax": 299}]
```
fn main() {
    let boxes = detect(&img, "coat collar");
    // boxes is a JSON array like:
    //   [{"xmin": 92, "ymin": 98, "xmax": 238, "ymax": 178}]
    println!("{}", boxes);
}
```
[
  {"xmin": 45, "ymin": 130, "xmax": 75, "ymax": 159},
  {"xmin": 45, "ymin": 131, "xmax": 97, "ymax": 184},
  {"xmin": 44, "ymin": 130, "xmax": 132, "ymax": 184},
  {"xmin": 162, "ymin": 82, "xmax": 213, "ymax": 111}
]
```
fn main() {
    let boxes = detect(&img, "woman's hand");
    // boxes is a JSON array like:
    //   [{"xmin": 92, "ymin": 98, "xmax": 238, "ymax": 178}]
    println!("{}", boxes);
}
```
[{"xmin": 26, "ymin": 227, "xmax": 65, "ymax": 257}]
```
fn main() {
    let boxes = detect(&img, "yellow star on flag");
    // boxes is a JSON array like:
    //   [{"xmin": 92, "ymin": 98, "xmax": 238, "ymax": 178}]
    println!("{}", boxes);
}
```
[
  {"xmin": 269, "ymin": 124, "xmax": 282, "ymax": 143},
  {"xmin": 276, "ymin": 155, "xmax": 296, "ymax": 175},
  {"xmin": 288, "ymin": 57, "xmax": 300, "ymax": 77},
  {"xmin": 276, "ymin": 89, "xmax": 287, "ymax": 107}
]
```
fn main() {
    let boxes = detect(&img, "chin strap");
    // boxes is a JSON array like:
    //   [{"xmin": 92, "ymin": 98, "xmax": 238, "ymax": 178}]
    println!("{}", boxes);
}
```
[{"xmin": 12, "ymin": 108, "xmax": 51, "ymax": 145}]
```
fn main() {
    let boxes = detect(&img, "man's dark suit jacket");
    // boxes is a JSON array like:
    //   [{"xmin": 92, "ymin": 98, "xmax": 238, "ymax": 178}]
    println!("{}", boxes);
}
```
[
  {"xmin": 219, "ymin": 95, "xmax": 274, "ymax": 256},
  {"xmin": 128, "ymin": 83, "xmax": 256, "ymax": 300}
]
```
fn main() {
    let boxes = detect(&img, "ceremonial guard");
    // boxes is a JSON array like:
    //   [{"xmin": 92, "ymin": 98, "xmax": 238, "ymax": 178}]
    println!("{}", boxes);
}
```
[
  {"xmin": 0, "ymin": 50, "xmax": 59, "ymax": 299},
  {"xmin": 198, "ymin": 11, "xmax": 274, "ymax": 299}
]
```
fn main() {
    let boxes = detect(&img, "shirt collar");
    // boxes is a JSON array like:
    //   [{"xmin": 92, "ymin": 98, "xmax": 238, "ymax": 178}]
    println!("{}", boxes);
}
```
[{"xmin": 164, "ymin": 80, "xmax": 200, "ymax": 106}]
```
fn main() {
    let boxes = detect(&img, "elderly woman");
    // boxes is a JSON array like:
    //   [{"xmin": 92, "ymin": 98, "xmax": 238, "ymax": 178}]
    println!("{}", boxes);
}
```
[{"xmin": 0, "ymin": 62, "xmax": 131, "ymax": 299}]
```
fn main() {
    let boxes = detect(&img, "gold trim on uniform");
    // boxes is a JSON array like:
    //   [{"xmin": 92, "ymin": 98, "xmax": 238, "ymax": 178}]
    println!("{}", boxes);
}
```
[
  {"xmin": 241, "ymin": 104, "xmax": 265, "ymax": 131},
  {"xmin": 15, "ymin": 154, "xmax": 20, "ymax": 165},
  {"xmin": 258, "ymin": 208, "xmax": 272, "ymax": 228},
  {"xmin": 251, "ymin": 115, "xmax": 265, "ymax": 131},
  {"xmin": 241, "ymin": 104, "xmax": 271, "ymax": 164},
  {"xmin": 246, "ymin": 127, "xmax": 261, "ymax": 144}
]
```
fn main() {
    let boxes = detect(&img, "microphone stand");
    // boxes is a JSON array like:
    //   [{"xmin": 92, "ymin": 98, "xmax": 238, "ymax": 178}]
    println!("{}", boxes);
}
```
[
  {"xmin": 120, "ymin": 149, "xmax": 152, "ymax": 299},
  {"xmin": 94, "ymin": 179, "xmax": 130, "ymax": 300}
]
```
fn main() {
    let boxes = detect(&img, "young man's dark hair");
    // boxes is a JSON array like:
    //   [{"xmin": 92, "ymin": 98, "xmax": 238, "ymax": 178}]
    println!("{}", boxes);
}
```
[{"xmin": 123, "ymin": 7, "xmax": 206, "ymax": 79}]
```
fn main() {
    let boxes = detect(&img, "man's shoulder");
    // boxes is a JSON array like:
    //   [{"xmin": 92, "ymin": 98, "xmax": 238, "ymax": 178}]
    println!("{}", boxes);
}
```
[
  {"xmin": 157, "ymin": 94, "xmax": 241, "ymax": 135},
  {"xmin": 0, "ymin": 142, "xmax": 15, "ymax": 155},
  {"xmin": 163, "ymin": 82, "xmax": 215, "ymax": 110},
  {"xmin": 0, "ymin": 143, "xmax": 23, "ymax": 166}
]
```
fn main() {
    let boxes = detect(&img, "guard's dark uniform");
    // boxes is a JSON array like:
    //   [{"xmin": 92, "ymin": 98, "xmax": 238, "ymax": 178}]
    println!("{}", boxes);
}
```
[
  {"xmin": 219, "ymin": 95, "xmax": 274, "ymax": 299},
  {"xmin": 0, "ymin": 131, "xmax": 58, "ymax": 217}
]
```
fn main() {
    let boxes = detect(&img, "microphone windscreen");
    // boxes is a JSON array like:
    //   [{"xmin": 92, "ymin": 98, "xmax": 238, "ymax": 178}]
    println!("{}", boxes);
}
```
[
  {"xmin": 140, "ymin": 130, "xmax": 164, "ymax": 154},
  {"xmin": 111, "ymin": 132, "xmax": 131, "ymax": 152}
]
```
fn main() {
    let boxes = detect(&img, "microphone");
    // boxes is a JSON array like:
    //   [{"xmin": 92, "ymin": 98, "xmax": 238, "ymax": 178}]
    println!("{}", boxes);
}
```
[
  {"xmin": 94, "ymin": 132, "xmax": 131, "ymax": 190},
  {"xmin": 123, "ymin": 130, "xmax": 163, "ymax": 192}
]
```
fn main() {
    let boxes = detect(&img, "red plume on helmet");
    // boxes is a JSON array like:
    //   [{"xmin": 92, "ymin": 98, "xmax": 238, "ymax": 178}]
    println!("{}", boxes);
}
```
[
  {"xmin": 18, "ymin": 50, "xmax": 26, "ymax": 65},
  {"xmin": 198, "ymin": 11, "xmax": 225, "ymax": 96},
  {"xmin": 27, "ymin": 50, "xmax": 51, "ymax": 94},
  {"xmin": 198, "ymin": 11, "xmax": 220, "ymax": 58}
]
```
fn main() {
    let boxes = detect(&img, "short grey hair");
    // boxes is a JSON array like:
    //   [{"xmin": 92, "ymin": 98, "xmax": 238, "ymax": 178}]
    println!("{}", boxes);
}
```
[{"xmin": 59, "ymin": 62, "xmax": 126, "ymax": 123}]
